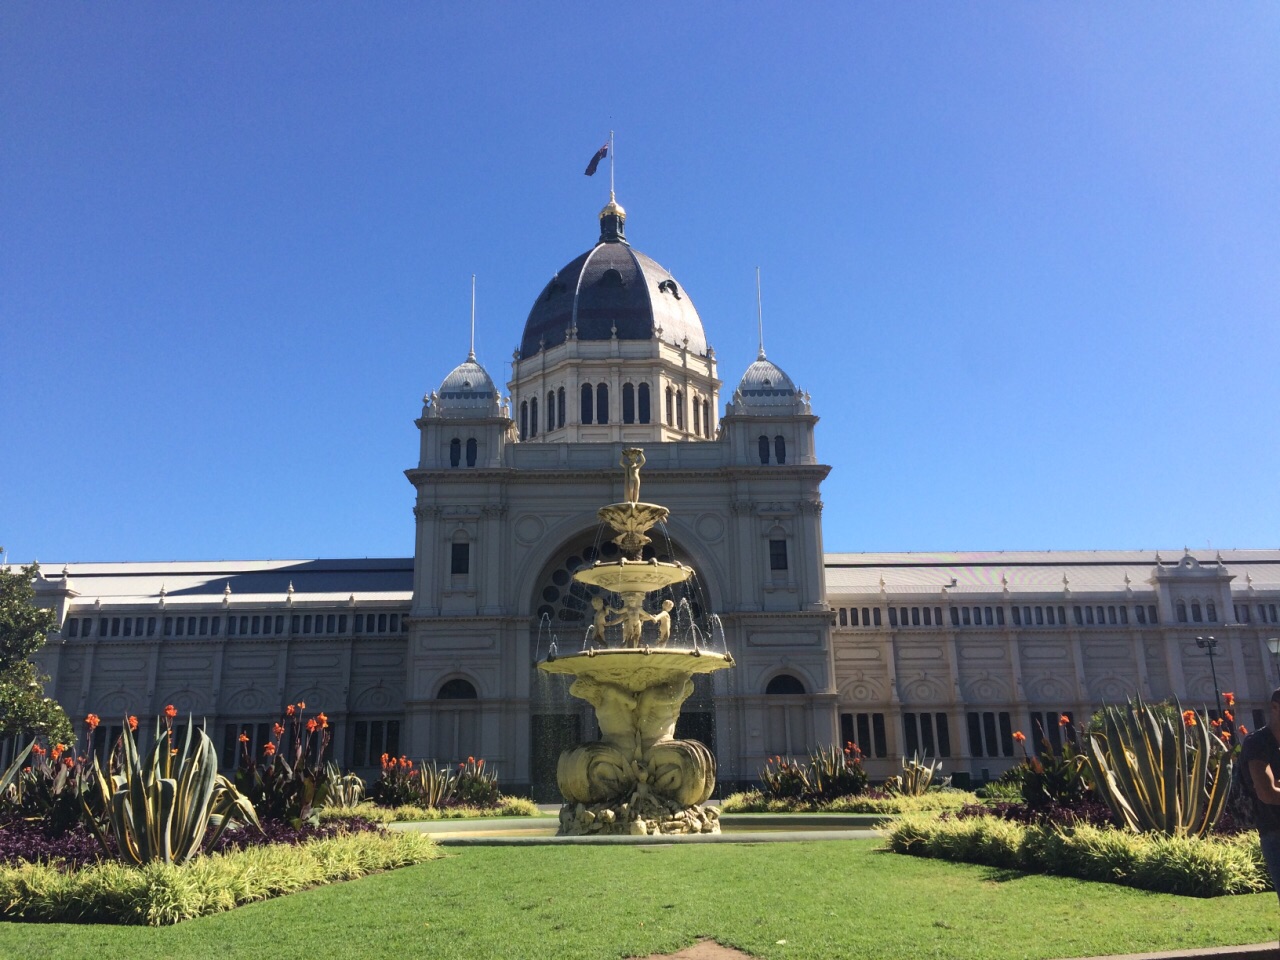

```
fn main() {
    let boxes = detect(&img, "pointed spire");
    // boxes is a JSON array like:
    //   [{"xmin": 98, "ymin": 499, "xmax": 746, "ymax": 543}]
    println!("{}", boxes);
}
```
[
  {"xmin": 755, "ymin": 266, "xmax": 766, "ymax": 360},
  {"xmin": 468, "ymin": 274, "xmax": 476, "ymax": 362}
]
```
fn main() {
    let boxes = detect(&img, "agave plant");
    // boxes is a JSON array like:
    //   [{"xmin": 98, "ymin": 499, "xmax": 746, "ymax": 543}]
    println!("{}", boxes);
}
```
[
  {"xmin": 885, "ymin": 753, "xmax": 941, "ymax": 797},
  {"xmin": 86, "ymin": 715, "xmax": 259, "ymax": 865},
  {"xmin": 325, "ymin": 762, "xmax": 366, "ymax": 808},
  {"xmin": 1084, "ymin": 697, "xmax": 1230, "ymax": 838},
  {"xmin": 416, "ymin": 762, "xmax": 459, "ymax": 808},
  {"xmin": 0, "ymin": 740, "xmax": 34, "ymax": 803}
]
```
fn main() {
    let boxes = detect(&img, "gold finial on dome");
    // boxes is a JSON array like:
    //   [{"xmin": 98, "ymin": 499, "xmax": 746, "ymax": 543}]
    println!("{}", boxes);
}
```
[{"xmin": 600, "ymin": 190, "xmax": 626, "ymax": 221}]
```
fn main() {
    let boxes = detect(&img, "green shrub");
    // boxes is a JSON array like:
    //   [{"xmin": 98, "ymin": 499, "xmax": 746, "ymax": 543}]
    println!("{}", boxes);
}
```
[
  {"xmin": 319, "ymin": 797, "xmax": 541, "ymax": 824},
  {"xmin": 233, "ymin": 703, "xmax": 337, "ymax": 828},
  {"xmin": 0, "ymin": 830, "xmax": 439, "ymax": 925},
  {"xmin": 759, "ymin": 743, "xmax": 871, "ymax": 804},
  {"xmin": 720, "ymin": 789, "xmax": 976, "ymax": 815},
  {"xmin": 885, "ymin": 814, "xmax": 1269, "ymax": 897}
]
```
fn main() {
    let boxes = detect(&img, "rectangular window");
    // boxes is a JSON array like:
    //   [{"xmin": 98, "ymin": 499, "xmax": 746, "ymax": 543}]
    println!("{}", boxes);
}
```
[
  {"xmin": 327, "ymin": 614, "xmax": 336, "ymax": 633},
  {"xmin": 951, "ymin": 607, "xmax": 961, "ymax": 627},
  {"xmin": 995, "ymin": 607, "xmax": 1004, "ymax": 626},
  {"xmin": 1136, "ymin": 605, "xmax": 1147, "ymax": 624},
  {"xmin": 378, "ymin": 613, "xmax": 387, "ymax": 632},
  {"xmin": 291, "ymin": 615, "xmax": 300, "ymax": 633},
  {"xmin": 122, "ymin": 618, "xmax": 132, "ymax": 637},
  {"xmin": 1118, "ymin": 607, "xmax": 1128, "ymax": 625},
  {"xmin": 303, "ymin": 615, "xmax": 312, "ymax": 633},
  {"xmin": 1035, "ymin": 607, "xmax": 1044, "ymax": 626},
  {"xmin": 919, "ymin": 713, "xmax": 935, "ymax": 757},
  {"xmin": 872, "ymin": 608, "xmax": 881, "ymax": 627},
  {"xmin": 961, "ymin": 607, "xmax": 971, "ymax": 626},
  {"xmin": 239, "ymin": 616, "xmax": 248, "ymax": 634},
  {"xmin": 1011, "ymin": 606, "xmax": 1021, "ymax": 626},
  {"xmin": 338, "ymin": 614, "xmax": 347, "ymax": 633},
  {"xmin": 451, "ymin": 543, "xmax": 470, "ymax": 575},
  {"xmin": 922, "ymin": 607, "xmax": 932, "ymax": 626},
  {"xmin": 997, "ymin": 712, "xmax": 1013, "ymax": 757},
  {"xmin": 871, "ymin": 713, "xmax": 887, "ymax": 758},
  {"xmin": 862, "ymin": 607, "xmax": 871, "ymax": 626},
  {"xmin": 984, "ymin": 607, "xmax": 993, "ymax": 626},
  {"xmin": 1045, "ymin": 607, "xmax": 1055, "ymax": 626},
  {"xmin": 936, "ymin": 713, "xmax": 952, "ymax": 757},
  {"xmin": 1148, "ymin": 605, "xmax": 1158, "ymax": 624},
  {"xmin": 1073, "ymin": 606, "xmax": 1083, "ymax": 626},
  {"xmin": 934, "ymin": 607, "xmax": 943, "ymax": 626},
  {"xmin": 1023, "ymin": 606, "xmax": 1032, "ymax": 625},
  {"xmin": 1057, "ymin": 606, "xmax": 1066, "ymax": 624},
  {"xmin": 176, "ymin": 617, "xmax": 185, "ymax": 637},
  {"xmin": 354, "ymin": 614, "xmax": 364, "ymax": 632},
  {"xmin": 838, "ymin": 608, "xmax": 847, "ymax": 626},
  {"xmin": 769, "ymin": 539, "xmax": 788, "ymax": 571},
  {"xmin": 911, "ymin": 607, "xmax": 921, "ymax": 626},
  {"xmin": 1107, "ymin": 606, "xmax": 1117, "ymax": 624},
  {"xmin": 888, "ymin": 608, "xmax": 899, "ymax": 627},
  {"xmin": 903, "ymin": 713, "xmax": 919, "ymax": 757},
  {"xmin": 1085, "ymin": 606, "xmax": 1095, "ymax": 625},
  {"xmin": 851, "ymin": 608, "xmax": 860, "ymax": 626},
  {"xmin": 68, "ymin": 618, "xmax": 79, "ymax": 637},
  {"xmin": 1096, "ymin": 606, "xmax": 1105, "ymax": 625},
  {"xmin": 164, "ymin": 617, "xmax": 173, "ymax": 637},
  {"xmin": 111, "ymin": 618, "xmax": 120, "ymax": 637},
  {"xmin": 251, "ymin": 616, "xmax": 260, "ymax": 635},
  {"xmin": 973, "ymin": 606, "xmax": 982, "ymax": 625},
  {"xmin": 857, "ymin": 714, "xmax": 873, "ymax": 755},
  {"xmin": 198, "ymin": 616, "xmax": 208, "ymax": 635}
]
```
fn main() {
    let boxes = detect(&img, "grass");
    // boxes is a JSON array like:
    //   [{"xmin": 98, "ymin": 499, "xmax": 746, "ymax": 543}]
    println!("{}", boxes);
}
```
[{"xmin": 2, "ymin": 840, "xmax": 1278, "ymax": 959}]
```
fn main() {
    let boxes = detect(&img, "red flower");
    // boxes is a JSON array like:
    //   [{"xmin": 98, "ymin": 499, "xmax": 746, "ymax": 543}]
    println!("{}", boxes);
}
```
[
  {"xmin": 85, "ymin": 714, "xmax": 100, "ymax": 731},
  {"xmin": 286, "ymin": 705, "xmax": 295, "ymax": 717},
  {"xmin": 273, "ymin": 723, "xmax": 284, "ymax": 737},
  {"xmin": 238, "ymin": 732, "xmax": 250, "ymax": 743},
  {"xmin": 1058, "ymin": 714, "xmax": 1071, "ymax": 727},
  {"xmin": 1012, "ymin": 731, "xmax": 1026, "ymax": 744},
  {"xmin": 1224, "ymin": 692, "xmax": 1236, "ymax": 707},
  {"xmin": 164, "ymin": 705, "xmax": 177, "ymax": 719},
  {"xmin": 1224, "ymin": 710, "xmax": 1234, "ymax": 723},
  {"xmin": 127, "ymin": 715, "xmax": 138, "ymax": 731},
  {"xmin": 32, "ymin": 743, "xmax": 46, "ymax": 757},
  {"xmin": 63, "ymin": 757, "xmax": 74, "ymax": 769},
  {"xmin": 263, "ymin": 742, "xmax": 276, "ymax": 756},
  {"xmin": 307, "ymin": 718, "xmax": 318, "ymax": 733}
]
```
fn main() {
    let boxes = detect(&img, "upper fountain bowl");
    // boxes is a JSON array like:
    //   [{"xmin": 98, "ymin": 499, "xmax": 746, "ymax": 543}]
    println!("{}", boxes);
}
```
[
  {"xmin": 597, "ymin": 502, "xmax": 669, "ymax": 555},
  {"xmin": 573, "ymin": 558, "xmax": 692, "ymax": 594}
]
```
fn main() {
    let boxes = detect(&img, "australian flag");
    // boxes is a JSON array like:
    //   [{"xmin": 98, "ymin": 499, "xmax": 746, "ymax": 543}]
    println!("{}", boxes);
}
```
[{"xmin": 584, "ymin": 142, "xmax": 608, "ymax": 176}]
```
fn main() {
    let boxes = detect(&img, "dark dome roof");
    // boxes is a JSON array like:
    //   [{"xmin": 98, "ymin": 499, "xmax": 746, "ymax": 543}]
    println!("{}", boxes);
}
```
[{"xmin": 519, "ymin": 203, "xmax": 706, "ymax": 359}]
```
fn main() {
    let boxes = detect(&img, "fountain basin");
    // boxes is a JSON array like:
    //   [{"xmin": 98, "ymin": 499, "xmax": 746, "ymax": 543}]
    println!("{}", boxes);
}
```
[
  {"xmin": 572, "ymin": 560, "xmax": 692, "ymax": 595},
  {"xmin": 538, "ymin": 648, "xmax": 732, "ymax": 689}
]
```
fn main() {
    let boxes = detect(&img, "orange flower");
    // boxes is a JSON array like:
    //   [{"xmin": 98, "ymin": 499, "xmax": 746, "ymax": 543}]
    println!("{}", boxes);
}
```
[
  {"xmin": 1220, "ymin": 730, "xmax": 1232, "ymax": 744},
  {"xmin": 467, "ymin": 756, "xmax": 475, "ymax": 764},
  {"xmin": 1058, "ymin": 714, "xmax": 1071, "ymax": 727},
  {"xmin": 307, "ymin": 718, "xmax": 318, "ymax": 733},
  {"xmin": 286, "ymin": 705, "xmax": 296, "ymax": 717},
  {"xmin": 238, "ymin": 732, "xmax": 250, "ymax": 743},
  {"xmin": 164, "ymin": 704, "xmax": 177, "ymax": 719},
  {"xmin": 317, "ymin": 712, "xmax": 328, "ymax": 729},
  {"xmin": 1224, "ymin": 710, "xmax": 1234, "ymax": 723},
  {"xmin": 51, "ymin": 744, "xmax": 65, "ymax": 759},
  {"xmin": 263, "ymin": 742, "xmax": 276, "ymax": 756},
  {"xmin": 127, "ymin": 715, "xmax": 138, "ymax": 731},
  {"xmin": 477, "ymin": 758, "xmax": 484, "ymax": 767},
  {"xmin": 85, "ymin": 714, "xmax": 100, "ymax": 731},
  {"xmin": 297, "ymin": 701, "xmax": 306, "ymax": 710},
  {"xmin": 1182, "ymin": 710, "xmax": 1198, "ymax": 727},
  {"xmin": 63, "ymin": 757, "xmax": 74, "ymax": 769},
  {"xmin": 1211, "ymin": 718, "xmax": 1223, "ymax": 728},
  {"xmin": 1239, "ymin": 725, "xmax": 1250, "ymax": 736},
  {"xmin": 273, "ymin": 723, "xmax": 284, "ymax": 737},
  {"xmin": 32, "ymin": 743, "xmax": 46, "ymax": 757},
  {"xmin": 1224, "ymin": 692, "xmax": 1236, "ymax": 707},
  {"xmin": 1012, "ymin": 731, "xmax": 1026, "ymax": 744}
]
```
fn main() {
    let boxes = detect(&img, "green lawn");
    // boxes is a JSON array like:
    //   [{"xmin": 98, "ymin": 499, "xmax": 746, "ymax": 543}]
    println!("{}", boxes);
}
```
[{"xmin": 2, "ymin": 840, "xmax": 1278, "ymax": 960}]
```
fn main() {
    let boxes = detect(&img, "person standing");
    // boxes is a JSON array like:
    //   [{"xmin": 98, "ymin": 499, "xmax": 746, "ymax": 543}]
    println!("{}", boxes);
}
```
[{"xmin": 1243, "ymin": 688, "xmax": 1280, "ymax": 899}]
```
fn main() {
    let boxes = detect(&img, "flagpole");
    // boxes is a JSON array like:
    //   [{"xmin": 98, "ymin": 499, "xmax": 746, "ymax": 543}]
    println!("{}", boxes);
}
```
[
  {"xmin": 469, "ymin": 274, "xmax": 476, "ymax": 361},
  {"xmin": 756, "ymin": 267, "xmax": 765, "ymax": 359},
  {"xmin": 609, "ymin": 129, "xmax": 615, "ymax": 200}
]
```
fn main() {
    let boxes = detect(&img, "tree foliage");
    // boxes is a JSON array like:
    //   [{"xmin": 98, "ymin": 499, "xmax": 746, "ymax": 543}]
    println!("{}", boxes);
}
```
[{"xmin": 0, "ymin": 563, "xmax": 73, "ymax": 745}]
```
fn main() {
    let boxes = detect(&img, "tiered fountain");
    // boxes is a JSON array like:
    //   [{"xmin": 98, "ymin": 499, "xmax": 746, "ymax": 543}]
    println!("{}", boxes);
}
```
[{"xmin": 538, "ymin": 448, "xmax": 735, "ymax": 836}]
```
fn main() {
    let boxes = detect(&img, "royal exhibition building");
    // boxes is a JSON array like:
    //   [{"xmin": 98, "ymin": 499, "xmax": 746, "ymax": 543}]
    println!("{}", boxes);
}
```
[{"xmin": 25, "ymin": 196, "xmax": 1280, "ymax": 799}]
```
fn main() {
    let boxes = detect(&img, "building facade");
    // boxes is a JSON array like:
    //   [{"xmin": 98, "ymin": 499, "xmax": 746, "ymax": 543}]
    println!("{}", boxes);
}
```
[{"xmin": 26, "ymin": 198, "xmax": 1280, "ymax": 792}]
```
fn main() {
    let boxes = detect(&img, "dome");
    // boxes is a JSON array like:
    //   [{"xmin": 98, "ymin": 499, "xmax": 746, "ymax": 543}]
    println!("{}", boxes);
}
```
[
  {"xmin": 519, "ymin": 200, "xmax": 707, "ymax": 359},
  {"xmin": 733, "ymin": 354, "xmax": 798, "ymax": 409},
  {"xmin": 432, "ymin": 355, "xmax": 499, "ymax": 416}
]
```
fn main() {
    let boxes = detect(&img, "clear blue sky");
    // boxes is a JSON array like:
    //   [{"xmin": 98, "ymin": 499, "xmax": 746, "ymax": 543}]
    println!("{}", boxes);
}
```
[{"xmin": 4, "ymin": 4, "xmax": 1278, "ymax": 563}]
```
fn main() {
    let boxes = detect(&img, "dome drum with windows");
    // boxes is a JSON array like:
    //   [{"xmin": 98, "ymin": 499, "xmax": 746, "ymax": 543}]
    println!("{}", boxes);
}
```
[{"xmin": 537, "ymin": 447, "xmax": 734, "ymax": 836}]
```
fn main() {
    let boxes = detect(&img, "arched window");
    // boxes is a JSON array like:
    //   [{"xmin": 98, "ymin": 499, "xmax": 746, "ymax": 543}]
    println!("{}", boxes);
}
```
[
  {"xmin": 581, "ymin": 383, "xmax": 593, "ymax": 424},
  {"xmin": 622, "ymin": 383, "xmax": 635, "ymax": 423},
  {"xmin": 665, "ymin": 387, "xmax": 675, "ymax": 426},
  {"xmin": 675, "ymin": 390, "xmax": 685, "ymax": 430},
  {"xmin": 1207, "ymin": 601, "xmax": 1217, "ymax": 622},
  {"xmin": 1176, "ymin": 600, "xmax": 1187, "ymax": 623},
  {"xmin": 438, "ymin": 678, "xmax": 478, "ymax": 700},
  {"xmin": 774, "ymin": 435, "xmax": 786, "ymax": 464},
  {"xmin": 557, "ymin": 387, "xmax": 566, "ymax": 427},
  {"xmin": 766, "ymin": 674, "xmax": 806, "ymax": 695},
  {"xmin": 1191, "ymin": 601, "xmax": 1202, "ymax": 623},
  {"xmin": 529, "ymin": 397, "xmax": 538, "ymax": 437},
  {"xmin": 547, "ymin": 391, "xmax": 555, "ymax": 432},
  {"xmin": 519, "ymin": 402, "xmax": 528, "ymax": 441},
  {"xmin": 692, "ymin": 396, "xmax": 701, "ymax": 436},
  {"xmin": 596, "ymin": 383, "xmax": 609, "ymax": 424},
  {"xmin": 702, "ymin": 399, "xmax": 711, "ymax": 437},
  {"xmin": 638, "ymin": 383, "xmax": 651, "ymax": 424},
  {"xmin": 758, "ymin": 435, "xmax": 770, "ymax": 464},
  {"xmin": 449, "ymin": 438, "xmax": 461, "ymax": 467},
  {"xmin": 465, "ymin": 438, "xmax": 477, "ymax": 467}
]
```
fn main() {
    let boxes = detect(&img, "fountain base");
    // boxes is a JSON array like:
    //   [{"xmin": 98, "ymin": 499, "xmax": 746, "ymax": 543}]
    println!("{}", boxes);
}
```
[{"xmin": 559, "ymin": 798, "xmax": 721, "ymax": 837}]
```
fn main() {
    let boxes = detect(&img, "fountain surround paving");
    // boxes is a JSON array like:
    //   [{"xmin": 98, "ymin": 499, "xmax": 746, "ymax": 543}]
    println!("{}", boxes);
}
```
[{"xmin": 537, "ymin": 448, "xmax": 735, "ymax": 837}]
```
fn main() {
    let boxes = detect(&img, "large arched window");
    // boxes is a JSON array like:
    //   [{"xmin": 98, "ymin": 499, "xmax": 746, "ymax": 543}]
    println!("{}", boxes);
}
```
[
  {"xmin": 1176, "ymin": 600, "xmax": 1187, "ymax": 623},
  {"xmin": 622, "ymin": 383, "xmax": 635, "ymax": 423},
  {"xmin": 758, "ymin": 435, "xmax": 770, "ymax": 464},
  {"xmin": 702, "ymin": 399, "xmax": 711, "ymax": 437},
  {"xmin": 529, "ymin": 397, "xmax": 538, "ymax": 438},
  {"xmin": 692, "ymin": 396, "xmax": 701, "ymax": 436},
  {"xmin": 547, "ymin": 391, "xmax": 556, "ymax": 432},
  {"xmin": 465, "ymin": 438, "xmax": 477, "ymax": 467},
  {"xmin": 638, "ymin": 383, "xmax": 651, "ymax": 424},
  {"xmin": 519, "ymin": 402, "xmax": 528, "ymax": 441},
  {"xmin": 675, "ymin": 390, "xmax": 685, "ymax": 430},
  {"xmin": 438, "ymin": 678, "xmax": 478, "ymax": 699},
  {"xmin": 665, "ymin": 387, "xmax": 675, "ymax": 426},
  {"xmin": 596, "ymin": 383, "xmax": 609, "ymax": 424},
  {"xmin": 774, "ymin": 435, "xmax": 786, "ymax": 464},
  {"xmin": 580, "ymin": 383, "xmax": 593, "ymax": 424},
  {"xmin": 557, "ymin": 387, "xmax": 566, "ymax": 428},
  {"xmin": 766, "ymin": 674, "xmax": 806, "ymax": 695},
  {"xmin": 449, "ymin": 438, "xmax": 461, "ymax": 467}
]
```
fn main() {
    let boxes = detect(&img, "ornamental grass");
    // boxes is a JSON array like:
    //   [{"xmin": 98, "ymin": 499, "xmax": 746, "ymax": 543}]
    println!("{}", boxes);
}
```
[
  {"xmin": 0, "ymin": 829, "xmax": 439, "ymax": 926},
  {"xmin": 720, "ymin": 789, "xmax": 977, "ymax": 814},
  {"xmin": 320, "ymin": 797, "xmax": 540, "ymax": 823},
  {"xmin": 886, "ymin": 813, "xmax": 1268, "ymax": 897}
]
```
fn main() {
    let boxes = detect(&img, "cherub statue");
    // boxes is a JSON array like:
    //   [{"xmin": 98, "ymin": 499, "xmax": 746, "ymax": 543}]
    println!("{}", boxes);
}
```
[
  {"xmin": 590, "ymin": 596, "xmax": 617, "ymax": 646},
  {"xmin": 651, "ymin": 599, "xmax": 674, "ymax": 647},
  {"xmin": 621, "ymin": 447, "xmax": 645, "ymax": 504},
  {"xmin": 619, "ymin": 593, "xmax": 652, "ymax": 648}
]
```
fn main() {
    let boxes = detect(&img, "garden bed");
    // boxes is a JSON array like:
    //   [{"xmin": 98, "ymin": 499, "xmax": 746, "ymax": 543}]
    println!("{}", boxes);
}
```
[
  {"xmin": 320, "ymin": 798, "xmax": 539, "ymax": 823},
  {"xmin": 719, "ymin": 789, "xmax": 977, "ymax": 815},
  {"xmin": 885, "ymin": 812, "xmax": 1269, "ymax": 897}
]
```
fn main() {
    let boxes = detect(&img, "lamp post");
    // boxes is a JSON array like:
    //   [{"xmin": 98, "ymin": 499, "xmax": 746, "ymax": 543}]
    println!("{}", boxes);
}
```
[
  {"xmin": 1196, "ymin": 636, "xmax": 1224, "ymax": 720},
  {"xmin": 1267, "ymin": 637, "xmax": 1280, "ymax": 687}
]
